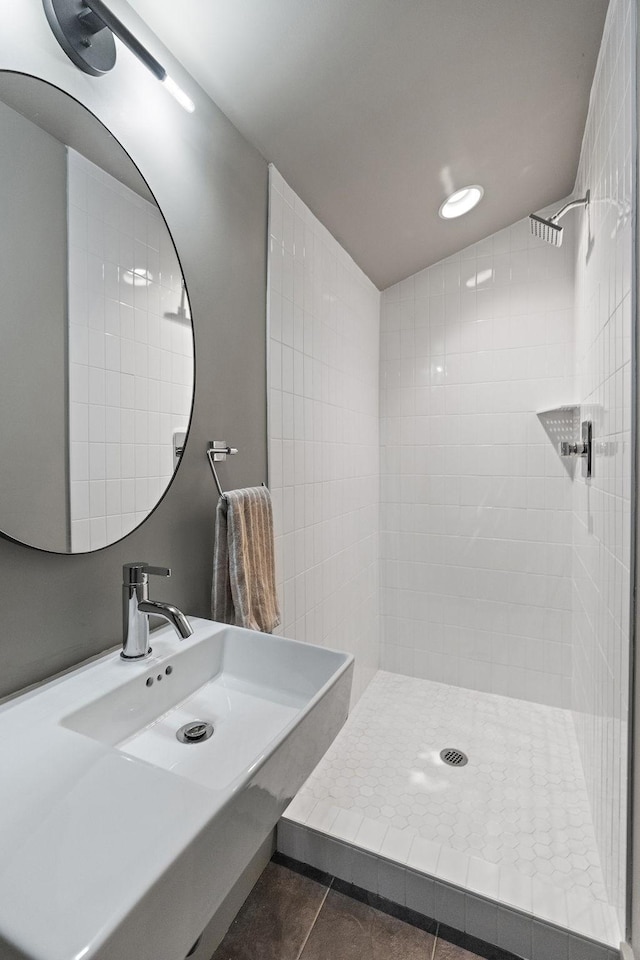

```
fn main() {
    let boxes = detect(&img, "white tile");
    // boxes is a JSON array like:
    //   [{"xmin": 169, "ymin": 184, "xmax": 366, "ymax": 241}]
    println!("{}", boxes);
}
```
[
  {"xmin": 305, "ymin": 800, "xmax": 340, "ymax": 834},
  {"xmin": 467, "ymin": 857, "xmax": 500, "ymax": 899},
  {"xmin": 282, "ymin": 793, "xmax": 317, "ymax": 824},
  {"xmin": 354, "ymin": 817, "xmax": 388, "ymax": 854},
  {"xmin": 294, "ymin": 670, "xmax": 613, "ymax": 937},
  {"xmin": 531, "ymin": 877, "xmax": 568, "ymax": 927},
  {"xmin": 330, "ymin": 808, "xmax": 364, "ymax": 843},
  {"xmin": 436, "ymin": 847, "xmax": 469, "ymax": 887},
  {"xmin": 407, "ymin": 837, "xmax": 441, "ymax": 875},
  {"xmin": 379, "ymin": 827, "xmax": 413, "ymax": 864}
]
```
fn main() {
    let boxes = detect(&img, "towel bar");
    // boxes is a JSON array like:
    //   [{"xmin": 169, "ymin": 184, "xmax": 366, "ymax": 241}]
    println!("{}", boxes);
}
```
[
  {"xmin": 206, "ymin": 441, "xmax": 266, "ymax": 498},
  {"xmin": 206, "ymin": 441, "xmax": 238, "ymax": 498}
]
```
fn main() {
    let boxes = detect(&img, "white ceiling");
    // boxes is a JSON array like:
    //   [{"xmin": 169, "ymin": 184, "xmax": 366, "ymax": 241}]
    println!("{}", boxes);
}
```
[{"xmin": 128, "ymin": 0, "xmax": 609, "ymax": 289}]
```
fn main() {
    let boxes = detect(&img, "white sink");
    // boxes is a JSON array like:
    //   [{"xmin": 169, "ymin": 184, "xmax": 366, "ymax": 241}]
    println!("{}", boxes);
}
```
[{"xmin": 0, "ymin": 618, "xmax": 353, "ymax": 960}]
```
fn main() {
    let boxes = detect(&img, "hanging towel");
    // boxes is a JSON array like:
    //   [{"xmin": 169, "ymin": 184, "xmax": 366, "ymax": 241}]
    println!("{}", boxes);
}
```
[{"xmin": 211, "ymin": 486, "xmax": 281, "ymax": 633}]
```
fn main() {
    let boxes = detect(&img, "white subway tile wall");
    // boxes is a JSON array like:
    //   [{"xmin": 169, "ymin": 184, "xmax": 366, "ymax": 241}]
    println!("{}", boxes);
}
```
[
  {"xmin": 379, "ymin": 211, "xmax": 576, "ymax": 707},
  {"xmin": 571, "ymin": 0, "xmax": 634, "ymax": 931},
  {"xmin": 267, "ymin": 166, "xmax": 381, "ymax": 703},
  {"xmin": 67, "ymin": 150, "xmax": 193, "ymax": 551}
]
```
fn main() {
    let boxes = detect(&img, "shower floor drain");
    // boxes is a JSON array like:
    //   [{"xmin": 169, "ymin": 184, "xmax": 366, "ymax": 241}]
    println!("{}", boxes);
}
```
[{"xmin": 440, "ymin": 747, "xmax": 468, "ymax": 767}]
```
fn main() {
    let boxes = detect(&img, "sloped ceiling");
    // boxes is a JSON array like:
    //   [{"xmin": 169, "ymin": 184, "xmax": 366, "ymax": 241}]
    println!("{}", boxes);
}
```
[{"xmin": 128, "ymin": 0, "xmax": 609, "ymax": 289}]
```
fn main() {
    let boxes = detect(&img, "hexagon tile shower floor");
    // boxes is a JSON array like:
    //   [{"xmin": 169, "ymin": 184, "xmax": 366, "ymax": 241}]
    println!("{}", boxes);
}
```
[{"xmin": 280, "ymin": 671, "xmax": 618, "ymax": 947}]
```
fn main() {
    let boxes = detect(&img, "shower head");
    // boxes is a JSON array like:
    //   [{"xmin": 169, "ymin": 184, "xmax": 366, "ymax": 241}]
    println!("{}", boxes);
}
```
[
  {"xmin": 529, "ymin": 190, "xmax": 590, "ymax": 246},
  {"xmin": 529, "ymin": 214, "xmax": 564, "ymax": 247},
  {"xmin": 163, "ymin": 279, "xmax": 190, "ymax": 323}
]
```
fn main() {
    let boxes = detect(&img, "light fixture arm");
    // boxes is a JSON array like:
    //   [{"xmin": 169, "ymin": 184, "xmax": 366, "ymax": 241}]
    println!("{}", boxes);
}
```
[
  {"xmin": 42, "ymin": 0, "xmax": 194, "ymax": 111},
  {"xmin": 79, "ymin": 0, "xmax": 167, "ymax": 82}
]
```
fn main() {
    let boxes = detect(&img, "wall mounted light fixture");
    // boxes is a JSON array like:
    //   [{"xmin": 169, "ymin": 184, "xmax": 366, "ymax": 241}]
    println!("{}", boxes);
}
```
[{"xmin": 42, "ymin": 0, "xmax": 195, "ymax": 112}]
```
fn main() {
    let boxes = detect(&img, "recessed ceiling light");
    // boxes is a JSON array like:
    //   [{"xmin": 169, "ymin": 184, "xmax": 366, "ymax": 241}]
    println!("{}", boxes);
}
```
[{"xmin": 439, "ymin": 185, "xmax": 484, "ymax": 219}]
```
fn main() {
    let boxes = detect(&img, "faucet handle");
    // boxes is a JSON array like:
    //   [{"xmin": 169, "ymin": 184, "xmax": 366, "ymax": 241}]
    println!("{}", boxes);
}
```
[{"xmin": 123, "ymin": 562, "xmax": 171, "ymax": 586}]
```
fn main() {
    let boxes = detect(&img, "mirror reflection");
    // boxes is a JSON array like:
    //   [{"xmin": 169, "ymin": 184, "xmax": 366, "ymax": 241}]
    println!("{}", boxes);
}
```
[{"xmin": 0, "ymin": 73, "xmax": 194, "ymax": 554}]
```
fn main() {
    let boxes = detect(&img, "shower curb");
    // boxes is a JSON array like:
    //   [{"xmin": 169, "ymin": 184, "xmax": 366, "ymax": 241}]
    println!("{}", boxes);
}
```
[{"xmin": 277, "ymin": 818, "xmax": 620, "ymax": 960}]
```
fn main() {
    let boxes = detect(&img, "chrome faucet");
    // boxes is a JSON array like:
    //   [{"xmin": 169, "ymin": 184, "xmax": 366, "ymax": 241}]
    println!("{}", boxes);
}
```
[{"xmin": 121, "ymin": 562, "xmax": 193, "ymax": 661}]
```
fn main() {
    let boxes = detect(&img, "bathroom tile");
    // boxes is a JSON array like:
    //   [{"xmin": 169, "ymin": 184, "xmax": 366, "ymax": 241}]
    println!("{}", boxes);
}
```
[
  {"xmin": 466, "ymin": 858, "xmax": 500, "ymax": 900},
  {"xmin": 531, "ymin": 920, "xmax": 568, "ymax": 960},
  {"xmin": 380, "ymin": 827, "xmax": 413, "ymax": 864},
  {"xmin": 377, "ymin": 858, "xmax": 406, "ymax": 905},
  {"xmin": 295, "ymin": 670, "xmax": 609, "ymax": 936},
  {"xmin": 407, "ymin": 837, "xmax": 441, "ymax": 875},
  {"xmin": 497, "ymin": 866, "xmax": 532, "ymax": 914},
  {"xmin": 332, "ymin": 878, "xmax": 437, "ymax": 936},
  {"xmin": 351, "ymin": 847, "xmax": 380, "ymax": 894},
  {"xmin": 67, "ymin": 150, "xmax": 192, "ymax": 546},
  {"xmin": 436, "ymin": 848, "xmax": 469, "ymax": 887},
  {"xmin": 531, "ymin": 877, "xmax": 568, "ymax": 927},
  {"xmin": 298, "ymin": 888, "xmax": 436, "ymax": 960},
  {"xmin": 405, "ymin": 868, "xmax": 435, "ymax": 917},
  {"xmin": 435, "ymin": 925, "xmax": 518, "ymax": 960},
  {"xmin": 313, "ymin": 836, "xmax": 353, "ymax": 883},
  {"xmin": 464, "ymin": 895, "xmax": 498, "ymax": 945},
  {"xmin": 495, "ymin": 907, "xmax": 532, "ymax": 959},
  {"xmin": 210, "ymin": 861, "xmax": 329, "ymax": 960},
  {"xmin": 282, "ymin": 792, "xmax": 317, "ymax": 824},
  {"xmin": 434, "ymin": 881, "xmax": 466, "ymax": 928},
  {"xmin": 331, "ymin": 808, "xmax": 365, "ymax": 842},
  {"xmin": 354, "ymin": 816, "xmax": 388, "ymax": 853},
  {"xmin": 277, "ymin": 819, "xmax": 309, "ymax": 863},
  {"xmin": 305, "ymin": 799, "xmax": 340, "ymax": 833},
  {"xmin": 568, "ymin": 936, "xmax": 613, "ymax": 960}
]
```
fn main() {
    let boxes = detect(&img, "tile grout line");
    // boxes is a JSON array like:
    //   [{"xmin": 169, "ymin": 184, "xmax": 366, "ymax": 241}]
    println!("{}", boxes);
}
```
[
  {"xmin": 430, "ymin": 922, "xmax": 440, "ymax": 960},
  {"xmin": 294, "ymin": 877, "xmax": 334, "ymax": 960}
]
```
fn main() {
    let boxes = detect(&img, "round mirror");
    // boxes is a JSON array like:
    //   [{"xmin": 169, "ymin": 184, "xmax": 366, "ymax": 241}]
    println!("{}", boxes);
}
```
[{"xmin": 0, "ymin": 72, "xmax": 194, "ymax": 553}]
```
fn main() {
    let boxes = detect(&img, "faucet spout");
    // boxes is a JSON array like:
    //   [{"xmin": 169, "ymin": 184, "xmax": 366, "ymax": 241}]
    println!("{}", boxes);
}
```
[{"xmin": 137, "ymin": 599, "xmax": 194, "ymax": 640}]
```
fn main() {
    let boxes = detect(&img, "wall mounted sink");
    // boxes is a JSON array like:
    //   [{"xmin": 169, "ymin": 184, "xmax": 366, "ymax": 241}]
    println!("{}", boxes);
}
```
[{"xmin": 0, "ymin": 618, "xmax": 353, "ymax": 960}]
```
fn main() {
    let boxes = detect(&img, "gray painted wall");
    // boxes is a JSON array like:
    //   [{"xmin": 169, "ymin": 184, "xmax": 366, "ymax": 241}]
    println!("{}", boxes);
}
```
[
  {"xmin": 0, "ymin": 0, "xmax": 268, "ymax": 700},
  {"xmin": 0, "ymin": 100, "xmax": 69, "ymax": 551}
]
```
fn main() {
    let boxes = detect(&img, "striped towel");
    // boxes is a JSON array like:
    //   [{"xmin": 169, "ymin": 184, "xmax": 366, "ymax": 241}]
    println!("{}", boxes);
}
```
[{"xmin": 211, "ymin": 486, "xmax": 281, "ymax": 634}]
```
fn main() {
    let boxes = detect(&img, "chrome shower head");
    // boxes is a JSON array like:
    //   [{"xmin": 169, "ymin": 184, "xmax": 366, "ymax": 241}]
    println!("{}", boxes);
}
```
[
  {"xmin": 529, "ymin": 214, "xmax": 564, "ymax": 247},
  {"xmin": 529, "ymin": 190, "xmax": 590, "ymax": 246}
]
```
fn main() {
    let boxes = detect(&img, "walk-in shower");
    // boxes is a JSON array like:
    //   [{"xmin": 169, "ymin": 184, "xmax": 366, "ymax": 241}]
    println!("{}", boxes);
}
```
[{"xmin": 268, "ymin": 1, "xmax": 636, "ymax": 957}]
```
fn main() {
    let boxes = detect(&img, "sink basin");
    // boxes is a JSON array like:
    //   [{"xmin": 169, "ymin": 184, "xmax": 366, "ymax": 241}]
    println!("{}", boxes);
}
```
[{"xmin": 0, "ymin": 618, "xmax": 353, "ymax": 960}]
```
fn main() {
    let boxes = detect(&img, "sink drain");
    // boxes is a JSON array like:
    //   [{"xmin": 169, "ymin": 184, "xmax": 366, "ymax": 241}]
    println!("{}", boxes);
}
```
[
  {"xmin": 440, "ymin": 747, "xmax": 468, "ymax": 767},
  {"xmin": 176, "ymin": 720, "xmax": 214, "ymax": 744}
]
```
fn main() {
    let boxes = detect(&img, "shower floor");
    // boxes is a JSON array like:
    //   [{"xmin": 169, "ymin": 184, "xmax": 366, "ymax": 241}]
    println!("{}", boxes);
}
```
[{"xmin": 281, "ymin": 671, "xmax": 620, "ymax": 948}]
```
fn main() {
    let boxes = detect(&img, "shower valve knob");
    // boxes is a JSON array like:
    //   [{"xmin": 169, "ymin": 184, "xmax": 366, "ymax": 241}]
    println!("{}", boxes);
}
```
[
  {"xmin": 560, "ymin": 441, "xmax": 587, "ymax": 457},
  {"xmin": 559, "ymin": 420, "xmax": 593, "ymax": 478}
]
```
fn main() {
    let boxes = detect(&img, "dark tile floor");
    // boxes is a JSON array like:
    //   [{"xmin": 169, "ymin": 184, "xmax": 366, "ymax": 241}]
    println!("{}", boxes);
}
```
[{"xmin": 211, "ymin": 855, "xmax": 519, "ymax": 960}]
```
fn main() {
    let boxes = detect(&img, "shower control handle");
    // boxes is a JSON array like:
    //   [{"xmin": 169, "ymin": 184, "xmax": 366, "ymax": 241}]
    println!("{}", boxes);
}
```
[
  {"xmin": 559, "ymin": 420, "xmax": 592, "ymax": 478},
  {"xmin": 560, "ymin": 441, "xmax": 588, "ymax": 457}
]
